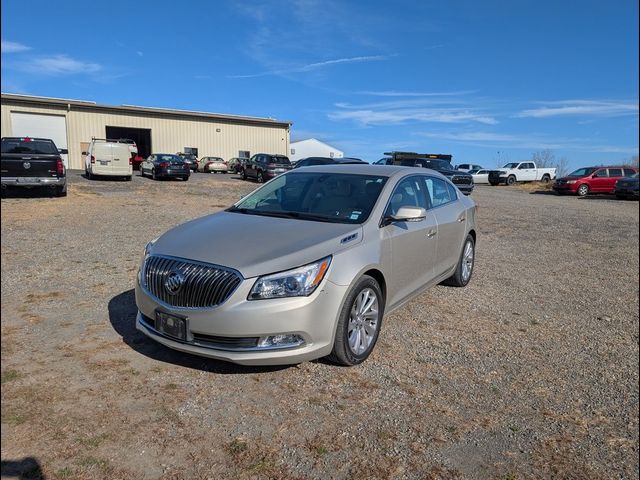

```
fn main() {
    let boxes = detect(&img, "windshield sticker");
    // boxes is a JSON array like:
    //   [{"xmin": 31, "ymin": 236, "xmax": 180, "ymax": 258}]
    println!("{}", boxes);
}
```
[{"xmin": 350, "ymin": 211, "xmax": 362, "ymax": 220}]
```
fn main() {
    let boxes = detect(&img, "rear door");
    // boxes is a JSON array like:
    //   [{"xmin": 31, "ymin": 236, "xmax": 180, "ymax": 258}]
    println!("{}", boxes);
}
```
[
  {"xmin": 606, "ymin": 168, "xmax": 624, "ymax": 193},
  {"xmin": 424, "ymin": 176, "xmax": 467, "ymax": 277},
  {"xmin": 110, "ymin": 144, "xmax": 132, "ymax": 175},
  {"xmin": 91, "ymin": 143, "xmax": 112, "ymax": 175}
]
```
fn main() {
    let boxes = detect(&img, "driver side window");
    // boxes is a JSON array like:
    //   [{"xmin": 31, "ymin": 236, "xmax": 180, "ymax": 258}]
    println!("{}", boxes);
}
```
[
  {"xmin": 594, "ymin": 169, "xmax": 608, "ymax": 178},
  {"xmin": 385, "ymin": 177, "xmax": 428, "ymax": 217}
]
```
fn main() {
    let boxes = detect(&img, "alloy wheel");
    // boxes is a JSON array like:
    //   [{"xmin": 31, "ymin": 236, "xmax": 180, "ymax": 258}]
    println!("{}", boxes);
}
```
[{"xmin": 347, "ymin": 288, "xmax": 379, "ymax": 355}]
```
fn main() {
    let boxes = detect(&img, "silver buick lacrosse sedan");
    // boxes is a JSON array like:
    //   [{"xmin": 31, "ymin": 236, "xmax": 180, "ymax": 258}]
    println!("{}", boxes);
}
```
[{"xmin": 135, "ymin": 165, "xmax": 477, "ymax": 366}]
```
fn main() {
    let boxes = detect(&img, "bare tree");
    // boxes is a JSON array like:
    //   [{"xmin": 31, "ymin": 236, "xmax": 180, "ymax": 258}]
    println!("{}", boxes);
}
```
[
  {"xmin": 631, "ymin": 155, "xmax": 639, "ymax": 168},
  {"xmin": 555, "ymin": 157, "xmax": 569, "ymax": 177},
  {"xmin": 532, "ymin": 149, "xmax": 556, "ymax": 168}
]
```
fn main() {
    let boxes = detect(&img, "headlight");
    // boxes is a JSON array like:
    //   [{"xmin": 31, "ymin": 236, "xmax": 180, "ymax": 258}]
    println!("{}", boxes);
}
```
[
  {"xmin": 144, "ymin": 238, "xmax": 158, "ymax": 256},
  {"xmin": 566, "ymin": 180, "xmax": 577, "ymax": 184},
  {"xmin": 249, "ymin": 256, "xmax": 332, "ymax": 300}
]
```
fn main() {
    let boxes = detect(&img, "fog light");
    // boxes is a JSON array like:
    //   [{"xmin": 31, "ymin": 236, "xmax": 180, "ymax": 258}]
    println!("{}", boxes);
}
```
[{"xmin": 257, "ymin": 334, "xmax": 304, "ymax": 348}]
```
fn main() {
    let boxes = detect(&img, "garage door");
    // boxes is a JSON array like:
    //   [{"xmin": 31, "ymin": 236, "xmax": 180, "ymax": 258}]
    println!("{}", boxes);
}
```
[{"xmin": 10, "ymin": 112, "xmax": 69, "ymax": 167}]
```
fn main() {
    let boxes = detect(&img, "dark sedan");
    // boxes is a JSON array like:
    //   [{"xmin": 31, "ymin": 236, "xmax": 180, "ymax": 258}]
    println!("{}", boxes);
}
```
[
  {"xmin": 294, "ymin": 157, "xmax": 367, "ymax": 168},
  {"xmin": 614, "ymin": 173, "xmax": 639, "ymax": 200},
  {"xmin": 140, "ymin": 154, "xmax": 190, "ymax": 181}
]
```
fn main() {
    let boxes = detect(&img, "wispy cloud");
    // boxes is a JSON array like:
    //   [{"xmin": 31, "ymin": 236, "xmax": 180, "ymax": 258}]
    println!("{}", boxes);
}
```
[
  {"xmin": 517, "ymin": 100, "xmax": 638, "ymax": 118},
  {"xmin": 1, "ymin": 40, "xmax": 31, "ymax": 53},
  {"xmin": 357, "ymin": 90, "xmax": 476, "ymax": 97},
  {"xmin": 136, "ymin": 51, "xmax": 143, "ymax": 57},
  {"xmin": 329, "ymin": 96, "xmax": 498, "ymax": 126},
  {"xmin": 14, "ymin": 54, "xmax": 102, "ymax": 75},
  {"xmin": 416, "ymin": 131, "xmax": 639, "ymax": 154},
  {"xmin": 229, "ymin": 55, "xmax": 391, "ymax": 79}
]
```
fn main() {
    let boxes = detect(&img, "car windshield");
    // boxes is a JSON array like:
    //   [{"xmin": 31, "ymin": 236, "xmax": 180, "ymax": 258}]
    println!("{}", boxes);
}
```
[
  {"xmin": 158, "ymin": 155, "xmax": 183, "ymax": 164},
  {"xmin": 1, "ymin": 138, "xmax": 58, "ymax": 154},
  {"xmin": 229, "ymin": 172, "xmax": 388, "ymax": 224},
  {"xmin": 567, "ymin": 167, "xmax": 597, "ymax": 177},
  {"xmin": 503, "ymin": 163, "xmax": 520, "ymax": 169}
]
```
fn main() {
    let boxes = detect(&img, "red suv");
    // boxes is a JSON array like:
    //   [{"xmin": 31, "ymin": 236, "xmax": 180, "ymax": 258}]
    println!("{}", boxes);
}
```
[{"xmin": 553, "ymin": 166, "xmax": 638, "ymax": 197}]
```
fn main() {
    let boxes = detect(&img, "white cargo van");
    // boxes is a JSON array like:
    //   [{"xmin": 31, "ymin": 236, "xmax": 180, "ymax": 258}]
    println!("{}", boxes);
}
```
[{"xmin": 85, "ymin": 139, "xmax": 133, "ymax": 180}]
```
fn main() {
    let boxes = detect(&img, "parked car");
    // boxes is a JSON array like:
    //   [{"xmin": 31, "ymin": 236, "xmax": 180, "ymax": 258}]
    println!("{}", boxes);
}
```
[
  {"xmin": 198, "ymin": 156, "xmax": 227, "ymax": 173},
  {"xmin": 227, "ymin": 157, "xmax": 246, "ymax": 174},
  {"xmin": 378, "ymin": 155, "xmax": 474, "ymax": 195},
  {"xmin": 140, "ymin": 154, "xmax": 190, "ymax": 181},
  {"xmin": 84, "ymin": 138, "xmax": 133, "ymax": 181},
  {"xmin": 241, "ymin": 153, "xmax": 293, "ymax": 182},
  {"xmin": 456, "ymin": 163, "xmax": 484, "ymax": 172},
  {"xmin": 177, "ymin": 153, "xmax": 198, "ymax": 172},
  {"xmin": 1, "ymin": 136, "xmax": 67, "ymax": 196},
  {"xmin": 135, "ymin": 165, "xmax": 477, "ymax": 366},
  {"xmin": 294, "ymin": 157, "xmax": 367, "ymax": 168},
  {"xmin": 130, "ymin": 154, "xmax": 144, "ymax": 170},
  {"xmin": 614, "ymin": 173, "xmax": 639, "ymax": 200},
  {"xmin": 488, "ymin": 162, "xmax": 556, "ymax": 186},
  {"xmin": 469, "ymin": 169, "xmax": 491, "ymax": 184},
  {"xmin": 553, "ymin": 166, "xmax": 638, "ymax": 197}
]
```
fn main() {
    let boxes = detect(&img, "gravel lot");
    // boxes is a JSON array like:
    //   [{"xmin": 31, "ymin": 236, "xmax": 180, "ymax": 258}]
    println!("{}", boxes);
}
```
[{"xmin": 1, "ymin": 171, "xmax": 638, "ymax": 480}]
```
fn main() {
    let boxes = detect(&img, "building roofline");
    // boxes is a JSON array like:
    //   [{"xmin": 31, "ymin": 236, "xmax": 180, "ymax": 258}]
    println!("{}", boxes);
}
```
[{"xmin": 1, "ymin": 93, "xmax": 292, "ymax": 127}]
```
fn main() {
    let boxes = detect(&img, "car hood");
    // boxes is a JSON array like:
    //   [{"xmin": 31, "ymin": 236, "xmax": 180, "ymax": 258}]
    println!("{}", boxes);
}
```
[{"xmin": 151, "ymin": 211, "xmax": 363, "ymax": 278}]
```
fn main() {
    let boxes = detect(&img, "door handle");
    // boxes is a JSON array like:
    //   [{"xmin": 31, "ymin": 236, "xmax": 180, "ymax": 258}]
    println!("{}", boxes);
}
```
[
  {"xmin": 457, "ymin": 216, "xmax": 466, "ymax": 222},
  {"xmin": 427, "ymin": 230, "xmax": 437, "ymax": 238}
]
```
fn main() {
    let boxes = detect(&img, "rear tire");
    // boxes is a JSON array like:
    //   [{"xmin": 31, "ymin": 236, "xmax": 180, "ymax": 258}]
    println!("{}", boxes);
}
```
[
  {"xmin": 257, "ymin": 172, "xmax": 264, "ymax": 183},
  {"xmin": 183, "ymin": 176, "xmax": 189, "ymax": 181},
  {"xmin": 152, "ymin": 169, "xmax": 157, "ymax": 181},
  {"xmin": 326, "ymin": 275, "xmax": 384, "ymax": 366},
  {"xmin": 577, "ymin": 184, "xmax": 589, "ymax": 197},
  {"xmin": 506, "ymin": 175, "xmax": 516, "ymax": 186},
  {"xmin": 55, "ymin": 185, "xmax": 67, "ymax": 197},
  {"xmin": 489, "ymin": 181, "xmax": 499, "ymax": 186},
  {"xmin": 443, "ymin": 234, "xmax": 475, "ymax": 287},
  {"xmin": 125, "ymin": 176, "xmax": 132, "ymax": 182},
  {"xmin": 541, "ymin": 175, "xmax": 551, "ymax": 184},
  {"xmin": 241, "ymin": 169, "xmax": 247, "ymax": 180}
]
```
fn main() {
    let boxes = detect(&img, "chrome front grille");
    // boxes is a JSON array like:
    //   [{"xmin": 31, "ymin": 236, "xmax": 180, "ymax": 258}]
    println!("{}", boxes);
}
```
[
  {"xmin": 451, "ymin": 175, "xmax": 473, "ymax": 185},
  {"xmin": 143, "ymin": 255, "xmax": 242, "ymax": 308}
]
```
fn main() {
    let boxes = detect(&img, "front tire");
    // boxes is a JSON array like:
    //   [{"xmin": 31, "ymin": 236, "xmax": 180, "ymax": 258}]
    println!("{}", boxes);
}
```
[
  {"xmin": 152, "ymin": 169, "xmax": 157, "ymax": 181},
  {"xmin": 443, "ymin": 234, "xmax": 475, "ymax": 287},
  {"xmin": 577, "ymin": 184, "xmax": 589, "ymax": 197},
  {"xmin": 241, "ymin": 169, "xmax": 247, "ymax": 180},
  {"xmin": 257, "ymin": 172, "xmax": 264, "ymax": 183},
  {"xmin": 506, "ymin": 175, "xmax": 516, "ymax": 186},
  {"xmin": 327, "ymin": 275, "xmax": 384, "ymax": 366}
]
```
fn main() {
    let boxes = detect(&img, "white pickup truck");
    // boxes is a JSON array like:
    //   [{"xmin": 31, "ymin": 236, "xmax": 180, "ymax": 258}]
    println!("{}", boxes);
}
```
[{"xmin": 488, "ymin": 162, "xmax": 556, "ymax": 186}]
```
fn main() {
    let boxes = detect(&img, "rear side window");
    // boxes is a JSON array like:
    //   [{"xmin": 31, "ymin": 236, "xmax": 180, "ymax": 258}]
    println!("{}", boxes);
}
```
[
  {"xmin": 608, "ymin": 168, "xmax": 623, "ymax": 177},
  {"xmin": 1, "ymin": 138, "xmax": 58, "ymax": 154},
  {"xmin": 424, "ymin": 177, "xmax": 453, "ymax": 208},
  {"xmin": 447, "ymin": 182, "xmax": 459, "ymax": 200},
  {"xmin": 624, "ymin": 169, "xmax": 637, "ymax": 177}
]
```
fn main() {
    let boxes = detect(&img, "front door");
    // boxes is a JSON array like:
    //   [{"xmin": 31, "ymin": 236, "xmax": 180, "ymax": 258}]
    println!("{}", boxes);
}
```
[
  {"xmin": 590, "ymin": 168, "xmax": 610, "ymax": 192},
  {"xmin": 381, "ymin": 176, "xmax": 437, "ymax": 307}
]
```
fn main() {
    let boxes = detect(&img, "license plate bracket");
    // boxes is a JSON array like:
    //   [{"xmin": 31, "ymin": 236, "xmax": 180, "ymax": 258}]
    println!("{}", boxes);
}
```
[{"xmin": 155, "ymin": 311, "xmax": 188, "ymax": 341}]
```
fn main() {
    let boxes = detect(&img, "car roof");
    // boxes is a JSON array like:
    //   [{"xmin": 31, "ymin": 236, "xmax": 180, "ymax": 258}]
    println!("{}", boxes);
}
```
[
  {"xmin": 288, "ymin": 163, "xmax": 449, "ymax": 179},
  {"xmin": 586, "ymin": 165, "xmax": 635, "ymax": 169}
]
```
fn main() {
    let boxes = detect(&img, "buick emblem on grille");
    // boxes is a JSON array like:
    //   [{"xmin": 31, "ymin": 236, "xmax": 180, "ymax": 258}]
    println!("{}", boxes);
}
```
[
  {"xmin": 164, "ymin": 270, "xmax": 185, "ymax": 295},
  {"xmin": 23, "ymin": 162, "xmax": 31, "ymax": 169}
]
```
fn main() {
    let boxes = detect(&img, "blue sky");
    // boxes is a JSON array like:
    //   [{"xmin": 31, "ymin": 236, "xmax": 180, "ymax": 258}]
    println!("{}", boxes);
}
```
[{"xmin": 2, "ymin": 0, "xmax": 638, "ymax": 169}]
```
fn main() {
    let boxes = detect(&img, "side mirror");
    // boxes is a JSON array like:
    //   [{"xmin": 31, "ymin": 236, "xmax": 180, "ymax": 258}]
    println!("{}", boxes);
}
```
[
  {"xmin": 81, "ymin": 151, "xmax": 87, "ymax": 156},
  {"xmin": 59, "ymin": 149, "xmax": 68, "ymax": 154},
  {"xmin": 382, "ymin": 206, "xmax": 427, "ymax": 226}
]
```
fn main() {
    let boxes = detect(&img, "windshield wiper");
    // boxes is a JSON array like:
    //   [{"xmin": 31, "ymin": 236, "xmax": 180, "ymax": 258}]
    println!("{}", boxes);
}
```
[{"xmin": 227, "ymin": 207, "xmax": 346, "ymax": 223}]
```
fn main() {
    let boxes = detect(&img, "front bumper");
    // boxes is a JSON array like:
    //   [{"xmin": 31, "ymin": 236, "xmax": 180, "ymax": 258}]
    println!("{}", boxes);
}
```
[
  {"xmin": 135, "ymin": 274, "xmax": 349, "ymax": 365},
  {"xmin": 454, "ymin": 184, "xmax": 474, "ymax": 195},
  {"xmin": 552, "ymin": 183, "xmax": 577, "ymax": 193},
  {"xmin": 157, "ymin": 169, "xmax": 190, "ymax": 178},
  {"xmin": 1, "ymin": 176, "xmax": 66, "ymax": 188}
]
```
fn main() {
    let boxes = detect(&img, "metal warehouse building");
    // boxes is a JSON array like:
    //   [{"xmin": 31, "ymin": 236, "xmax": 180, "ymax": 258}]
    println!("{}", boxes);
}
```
[{"xmin": 1, "ymin": 93, "xmax": 291, "ymax": 170}]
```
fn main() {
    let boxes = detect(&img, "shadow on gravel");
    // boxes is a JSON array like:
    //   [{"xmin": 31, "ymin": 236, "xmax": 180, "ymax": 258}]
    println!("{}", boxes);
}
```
[
  {"xmin": 1, "ymin": 187, "xmax": 61, "ymax": 199},
  {"xmin": 578, "ymin": 194, "xmax": 633, "ymax": 201},
  {"xmin": 1, "ymin": 457, "xmax": 44, "ymax": 480},
  {"xmin": 528, "ymin": 190, "xmax": 557, "ymax": 195},
  {"xmin": 108, "ymin": 289, "xmax": 290, "ymax": 374}
]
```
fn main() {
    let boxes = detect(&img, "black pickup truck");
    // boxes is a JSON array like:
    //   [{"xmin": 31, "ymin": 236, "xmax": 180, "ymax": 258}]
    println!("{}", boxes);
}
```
[
  {"xmin": 1, "ymin": 137, "xmax": 67, "ymax": 196},
  {"xmin": 377, "ymin": 151, "xmax": 474, "ymax": 195}
]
